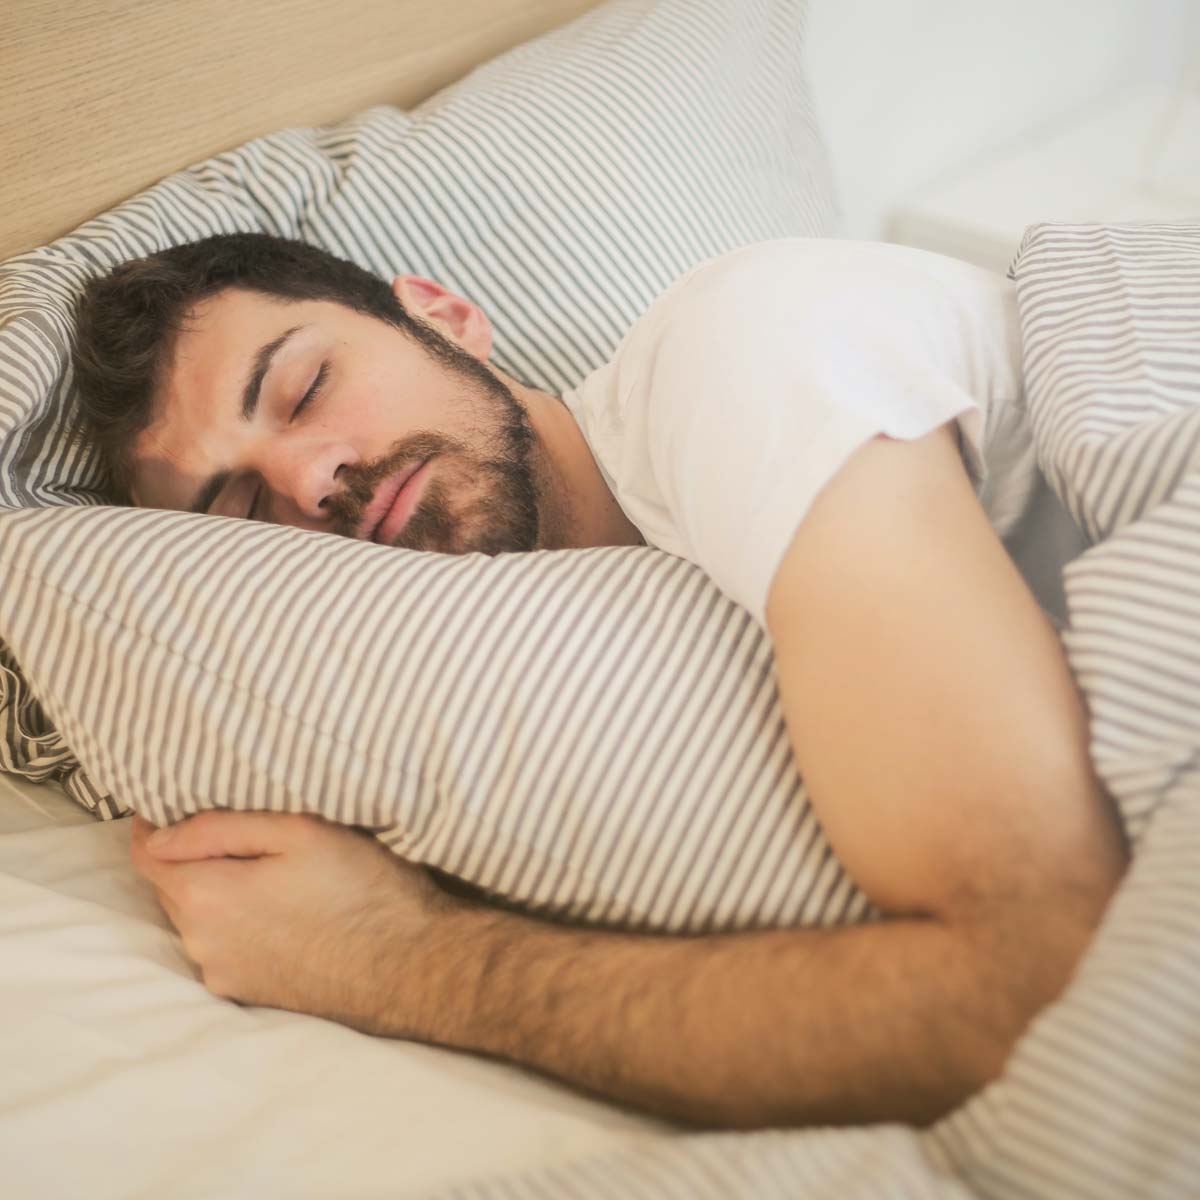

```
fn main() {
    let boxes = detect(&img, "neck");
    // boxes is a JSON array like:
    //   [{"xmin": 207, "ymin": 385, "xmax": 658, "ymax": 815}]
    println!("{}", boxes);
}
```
[{"xmin": 507, "ymin": 376, "xmax": 644, "ymax": 552}]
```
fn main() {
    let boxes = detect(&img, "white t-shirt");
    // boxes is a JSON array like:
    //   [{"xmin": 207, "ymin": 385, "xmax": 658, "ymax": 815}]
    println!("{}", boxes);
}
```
[{"xmin": 562, "ymin": 238, "xmax": 1084, "ymax": 631}]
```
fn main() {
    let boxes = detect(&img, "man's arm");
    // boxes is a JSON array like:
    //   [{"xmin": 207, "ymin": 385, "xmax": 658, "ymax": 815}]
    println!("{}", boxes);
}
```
[{"xmin": 134, "ymin": 423, "xmax": 1127, "ymax": 1128}]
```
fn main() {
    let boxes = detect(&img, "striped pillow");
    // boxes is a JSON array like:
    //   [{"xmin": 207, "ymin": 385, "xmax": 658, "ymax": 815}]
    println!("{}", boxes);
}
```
[
  {"xmin": 1, "ymin": 507, "xmax": 872, "ymax": 933},
  {"xmin": 0, "ymin": 0, "xmax": 853, "ymax": 932}
]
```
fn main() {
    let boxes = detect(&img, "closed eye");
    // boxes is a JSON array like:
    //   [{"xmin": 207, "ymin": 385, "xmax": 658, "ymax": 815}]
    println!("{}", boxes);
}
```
[
  {"xmin": 244, "ymin": 360, "xmax": 331, "ymax": 518},
  {"xmin": 292, "ymin": 360, "xmax": 330, "ymax": 421}
]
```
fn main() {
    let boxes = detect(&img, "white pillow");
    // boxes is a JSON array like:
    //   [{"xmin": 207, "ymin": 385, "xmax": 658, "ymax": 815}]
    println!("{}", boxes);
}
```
[{"xmin": 0, "ymin": 0, "xmax": 856, "ymax": 932}]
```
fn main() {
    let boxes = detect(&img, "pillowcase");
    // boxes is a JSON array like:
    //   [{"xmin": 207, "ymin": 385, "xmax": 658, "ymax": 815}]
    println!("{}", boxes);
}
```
[
  {"xmin": 0, "ymin": 0, "xmax": 851, "ymax": 931},
  {"xmin": 1, "ymin": 504, "xmax": 873, "ymax": 933}
]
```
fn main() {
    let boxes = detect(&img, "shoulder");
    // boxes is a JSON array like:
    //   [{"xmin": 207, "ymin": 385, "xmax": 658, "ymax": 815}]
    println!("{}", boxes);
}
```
[
  {"xmin": 626, "ymin": 238, "xmax": 1014, "ymax": 377},
  {"xmin": 650, "ymin": 236, "xmax": 1004, "ymax": 311}
]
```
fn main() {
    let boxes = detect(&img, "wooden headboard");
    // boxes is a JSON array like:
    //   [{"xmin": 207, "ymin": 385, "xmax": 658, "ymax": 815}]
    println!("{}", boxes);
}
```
[{"xmin": 1, "ymin": 0, "xmax": 600, "ymax": 262}]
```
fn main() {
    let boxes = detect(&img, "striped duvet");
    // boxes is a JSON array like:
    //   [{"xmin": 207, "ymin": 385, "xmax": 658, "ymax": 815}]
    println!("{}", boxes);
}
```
[{"xmin": 432, "ymin": 223, "xmax": 1200, "ymax": 1199}]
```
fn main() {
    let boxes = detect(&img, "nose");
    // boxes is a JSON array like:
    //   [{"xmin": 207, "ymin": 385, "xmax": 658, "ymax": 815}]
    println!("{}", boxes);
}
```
[{"xmin": 258, "ymin": 438, "xmax": 356, "ymax": 525}]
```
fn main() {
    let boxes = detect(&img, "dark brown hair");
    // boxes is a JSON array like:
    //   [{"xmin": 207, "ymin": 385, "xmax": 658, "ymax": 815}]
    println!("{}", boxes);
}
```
[{"xmin": 70, "ymin": 232, "xmax": 444, "ymax": 501}]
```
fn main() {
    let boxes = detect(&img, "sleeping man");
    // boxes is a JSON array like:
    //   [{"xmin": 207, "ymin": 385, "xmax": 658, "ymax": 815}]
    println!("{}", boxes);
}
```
[{"xmin": 72, "ymin": 232, "xmax": 1128, "ymax": 1129}]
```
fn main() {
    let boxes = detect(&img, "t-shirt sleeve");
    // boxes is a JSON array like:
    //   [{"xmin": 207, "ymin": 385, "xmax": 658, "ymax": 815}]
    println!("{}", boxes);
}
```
[{"xmin": 634, "ymin": 253, "xmax": 988, "ymax": 630}]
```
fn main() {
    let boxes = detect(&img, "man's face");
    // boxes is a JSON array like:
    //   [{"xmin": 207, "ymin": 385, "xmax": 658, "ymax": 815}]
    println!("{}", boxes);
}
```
[{"xmin": 130, "ymin": 282, "xmax": 541, "ymax": 555}]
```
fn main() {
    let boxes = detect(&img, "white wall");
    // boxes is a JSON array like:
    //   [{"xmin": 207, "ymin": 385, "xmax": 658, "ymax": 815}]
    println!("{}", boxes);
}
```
[{"xmin": 803, "ymin": 0, "xmax": 1194, "ymax": 240}]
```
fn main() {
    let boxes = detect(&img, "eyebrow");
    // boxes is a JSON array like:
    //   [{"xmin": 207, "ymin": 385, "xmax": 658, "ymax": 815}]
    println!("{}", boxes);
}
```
[{"xmin": 187, "ymin": 324, "xmax": 306, "ymax": 515}]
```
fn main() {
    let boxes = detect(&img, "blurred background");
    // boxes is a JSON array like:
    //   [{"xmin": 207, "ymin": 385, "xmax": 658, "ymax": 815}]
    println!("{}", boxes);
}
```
[{"xmin": 803, "ymin": 0, "xmax": 1199, "ymax": 269}]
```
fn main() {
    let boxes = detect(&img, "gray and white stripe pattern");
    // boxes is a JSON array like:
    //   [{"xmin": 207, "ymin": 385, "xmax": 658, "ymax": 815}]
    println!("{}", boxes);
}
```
[
  {"xmin": 0, "ymin": 0, "xmax": 838, "ymax": 811},
  {"xmin": 1015, "ymin": 225, "xmax": 1200, "ymax": 847},
  {"xmin": 0, "ymin": 641, "xmax": 123, "ymax": 818},
  {"xmin": 0, "ymin": 500, "xmax": 871, "ymax": 934},
  {"xmin": 428, "ymin": 223, "xmax": 1200, "ymax": 1198}
]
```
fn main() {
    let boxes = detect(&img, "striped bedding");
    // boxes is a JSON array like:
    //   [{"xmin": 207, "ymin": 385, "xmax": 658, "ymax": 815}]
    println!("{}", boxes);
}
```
[
  {"xmin": 0, "ymin": 0, "xmax": 861, "ymax": 939},
  {"xmin": 0, "ymin": 511, "xmax": 871, "ymax": 934},
  {"xmin": 0, "ymin": 0, "xmax": 838, "ymax": 843},
  {"xmin": 429, "ymin": 223, "xmax": 1200, "ymax": 1199},
  {"xmin": 3, "ymin": 0, "xmax": 1195, "ymax": 1185}
]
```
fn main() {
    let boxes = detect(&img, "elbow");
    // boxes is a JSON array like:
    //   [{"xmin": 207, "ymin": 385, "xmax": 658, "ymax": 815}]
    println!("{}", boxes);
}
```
[{"xmin": 946, "ymin": 853, "xmax": 1128, "ymax": 1111}]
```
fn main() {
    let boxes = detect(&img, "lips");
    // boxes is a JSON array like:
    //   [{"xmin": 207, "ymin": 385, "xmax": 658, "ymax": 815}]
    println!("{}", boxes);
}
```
[{"xmin": 365, "ymin": 459, "xmax": 431, "ymax": 544}]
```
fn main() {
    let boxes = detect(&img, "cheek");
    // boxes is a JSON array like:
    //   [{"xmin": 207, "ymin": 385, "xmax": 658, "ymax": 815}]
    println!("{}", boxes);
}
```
[
  {"xmin": 363, "ymin": 381, "xmax": 459, "ymax": 444},
  {"xmin": 365, "ymin": 348, "xmax": 464, "ymax": 427}
]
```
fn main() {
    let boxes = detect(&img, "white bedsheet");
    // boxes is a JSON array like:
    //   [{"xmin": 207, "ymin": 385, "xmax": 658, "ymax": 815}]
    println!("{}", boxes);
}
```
[{"xmin": 0, "ymin": 774, "xmax": 668, "ymax": 1199}]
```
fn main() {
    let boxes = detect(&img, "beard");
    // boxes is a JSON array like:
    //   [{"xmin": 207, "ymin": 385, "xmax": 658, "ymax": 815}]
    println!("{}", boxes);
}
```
[{"xmin": 321, "ymin": 339, "xmax": 542, "ymax": 555}]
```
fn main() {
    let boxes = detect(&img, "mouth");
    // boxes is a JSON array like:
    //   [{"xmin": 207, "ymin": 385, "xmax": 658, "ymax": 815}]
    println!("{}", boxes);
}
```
[{"xmin": 363, "ymin": 459, "xmax": 432, "ymax": 544}]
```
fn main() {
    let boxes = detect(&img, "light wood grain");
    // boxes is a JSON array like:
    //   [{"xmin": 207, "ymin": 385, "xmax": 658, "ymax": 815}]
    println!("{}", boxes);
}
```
[{"xmin": 1, "ymin": 0, "xmax": 600, "ymax": 261}]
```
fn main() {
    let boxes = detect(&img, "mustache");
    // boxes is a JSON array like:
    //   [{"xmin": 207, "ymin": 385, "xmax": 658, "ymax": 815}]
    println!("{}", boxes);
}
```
[{"xmin": 324, "ymin": 431, "xmax": 460, "ymax": 537}]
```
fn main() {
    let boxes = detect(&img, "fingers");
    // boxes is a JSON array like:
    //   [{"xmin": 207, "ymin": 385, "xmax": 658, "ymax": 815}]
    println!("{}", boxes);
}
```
[
  {"xmin": 142, "ymin": 810, "xmax": 315, "ymax": 863},
  {"xmin": 128, "ymin": 813, "xmax": 159, "ymax": 854},
  {"xmin": 128, "ymin": 810, "xmax": 283, "ymax": 926}
]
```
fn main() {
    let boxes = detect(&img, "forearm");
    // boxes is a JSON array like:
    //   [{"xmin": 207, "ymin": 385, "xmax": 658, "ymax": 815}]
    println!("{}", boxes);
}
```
[{"xmin": 381, "ymin": 891, "xmax": 1102, "ymax": 1129}]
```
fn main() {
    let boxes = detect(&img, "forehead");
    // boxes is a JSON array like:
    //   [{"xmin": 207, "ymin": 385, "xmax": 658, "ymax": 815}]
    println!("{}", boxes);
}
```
[
  {"xmin": 166, "ymin": 287, "xmax": 302, "ymax": 386},
  {"xmin": 145, "ymin": 287, "xmax": 350, "ymax": 432},
  {"xmin": 130, "ymin": 288, "xmax": 319, "ymax": 503}
]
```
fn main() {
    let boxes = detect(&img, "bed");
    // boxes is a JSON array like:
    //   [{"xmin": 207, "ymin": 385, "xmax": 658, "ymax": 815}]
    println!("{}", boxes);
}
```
[
  {"xmin": 1, "ymin": 1, "xmax": 824, "ymax": 1192},
  {"xmin": 3, "ymin": 2, "xmax": 1199, "ymax": 1198},
  {"xmin": 0, "ymin": 771, "xmax": 671, "ymax": 1196},
  {"xmin": 2, "ymin": 5, "xmax": 676, "ymax": 1193}
]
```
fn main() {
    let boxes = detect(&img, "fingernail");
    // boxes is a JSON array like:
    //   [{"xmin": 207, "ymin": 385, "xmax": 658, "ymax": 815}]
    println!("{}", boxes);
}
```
[{"xmin": 146, "ymin": 825, "xmax": 176, "ymax": 851}]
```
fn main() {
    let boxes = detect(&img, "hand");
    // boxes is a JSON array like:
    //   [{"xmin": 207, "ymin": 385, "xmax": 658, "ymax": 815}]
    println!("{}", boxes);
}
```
[{"xmin": 129, "ymin": 810, "xmax": 456, "ymax": 1034}]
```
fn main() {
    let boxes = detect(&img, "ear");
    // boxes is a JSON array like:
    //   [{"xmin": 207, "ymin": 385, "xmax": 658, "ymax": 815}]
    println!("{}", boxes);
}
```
[{"xmin": 391, "ymin": 275, "xmax": 494, "ymax": 361}]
